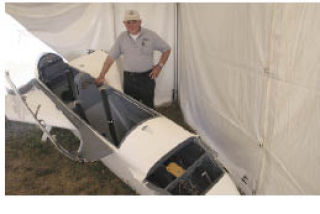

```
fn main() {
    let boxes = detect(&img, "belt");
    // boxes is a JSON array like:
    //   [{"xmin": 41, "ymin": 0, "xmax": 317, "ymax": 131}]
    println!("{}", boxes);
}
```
[{"xmin": 124, "ymin": 69, "xmax": 152, "ymax": 76}]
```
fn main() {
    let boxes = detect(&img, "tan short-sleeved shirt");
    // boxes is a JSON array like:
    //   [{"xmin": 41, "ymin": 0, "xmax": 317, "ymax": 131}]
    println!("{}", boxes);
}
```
[{"xmin": 109, "ymin": 27, "xmax": 171, "ymax": 73}]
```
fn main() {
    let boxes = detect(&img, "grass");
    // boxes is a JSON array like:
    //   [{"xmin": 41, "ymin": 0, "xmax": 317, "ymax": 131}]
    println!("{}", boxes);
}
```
[
  {"xmin": 5, "ymin": 120, "xmax": 136, "ymax": 195},
  {"xmin": 5, "ymin": 103, "xmax": 192, "ymax": 195}
]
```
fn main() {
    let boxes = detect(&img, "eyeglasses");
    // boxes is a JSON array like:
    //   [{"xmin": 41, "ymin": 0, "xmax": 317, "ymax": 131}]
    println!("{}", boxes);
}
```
[{"xmin": 125, "ymin": 20, "xmax": 138, "ymax": 25}]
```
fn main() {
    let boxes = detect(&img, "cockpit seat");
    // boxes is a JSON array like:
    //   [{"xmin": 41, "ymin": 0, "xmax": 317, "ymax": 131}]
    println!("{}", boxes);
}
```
[
  {"xmin": 74, "ymin": 72, "xmax": 119, "ymax": 146},
  {"xmin": 37, "ymin": 53, "xmax": 78, "ymax": 102}
]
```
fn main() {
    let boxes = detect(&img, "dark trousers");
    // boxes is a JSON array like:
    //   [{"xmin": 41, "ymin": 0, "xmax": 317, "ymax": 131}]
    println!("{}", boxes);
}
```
[{"xmin": 123, "ymin": 70, "xmax": 155, "ymax": 108}]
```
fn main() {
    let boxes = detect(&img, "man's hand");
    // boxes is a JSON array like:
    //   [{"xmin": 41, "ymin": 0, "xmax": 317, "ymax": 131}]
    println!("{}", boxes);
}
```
[
  {"xmin": 95, "ymin": 76, "xmax": 105, "ymax": 86},
  {"xmin": 149, "ymin": 49, "xmax": 170, "ymax": 79},
  {"xmin": 95, "ymin": 56, "xmax": 115, "ymax": 86},
  {"xmin": 150, "ymin": 65, "xmax": 162, "ymax": 79}
]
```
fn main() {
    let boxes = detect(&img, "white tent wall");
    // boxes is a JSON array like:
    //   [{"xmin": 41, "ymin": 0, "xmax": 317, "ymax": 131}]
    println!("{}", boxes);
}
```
[
  {"xmin": 258, "ymin": 4, "xmax": 320, "ymax": 194},
  {"xmin": 178, "ymin": 3, "xmax": 320, "ymax": 194},
  {"xmin": 5, "ymin": 3, "xmax": 115, "ymax": 60},
  {"xmin": 5, "ymin": 3, "xmax": 175, "ymax": 106}
]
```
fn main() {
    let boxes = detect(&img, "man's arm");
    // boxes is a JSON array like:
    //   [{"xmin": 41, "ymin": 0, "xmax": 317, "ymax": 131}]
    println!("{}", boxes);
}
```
[
  {"xmin": 95, "ymin": 56, "xmax": 115, "ymax": 85},
  {"xmin": 150, "ymin": 49, "xmax": 171, "ymax": 79}
]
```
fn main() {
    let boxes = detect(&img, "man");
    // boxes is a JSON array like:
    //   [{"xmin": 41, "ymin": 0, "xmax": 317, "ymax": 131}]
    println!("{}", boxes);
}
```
[{"xmin": 95, "ymin": 10, "xmax": 171, "ymax": 108}]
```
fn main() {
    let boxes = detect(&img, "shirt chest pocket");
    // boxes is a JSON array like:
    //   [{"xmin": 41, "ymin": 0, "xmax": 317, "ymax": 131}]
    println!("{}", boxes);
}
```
[{"xmin": 140, "ymin": 39, "xmax": 153, "ymax": 55}]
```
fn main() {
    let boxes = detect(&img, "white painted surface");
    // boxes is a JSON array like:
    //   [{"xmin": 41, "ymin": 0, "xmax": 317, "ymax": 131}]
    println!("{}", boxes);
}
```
[
  {"xmin": 100, "ymin": 116, "xmax": 240, "ymax": 195},
  {"xmin": 100, "ymin": 153, "xmax": 160, "ymax": 195},
  {"xmin": 69, "ymin": 50, "xmax": 123, "ymax": 92},
  {"xmin": 118, "ymin": 117, "xmax": 194, "ymax": 182},
  {"xmin": 5, "ymin": 86, "xmax": 76, "ymax": 130}
]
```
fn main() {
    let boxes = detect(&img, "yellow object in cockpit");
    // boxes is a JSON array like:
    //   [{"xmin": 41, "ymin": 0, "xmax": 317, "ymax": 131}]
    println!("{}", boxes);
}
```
[{"xmin": 166, "ymin": 162, "xmax": 186, "ymax": 178}]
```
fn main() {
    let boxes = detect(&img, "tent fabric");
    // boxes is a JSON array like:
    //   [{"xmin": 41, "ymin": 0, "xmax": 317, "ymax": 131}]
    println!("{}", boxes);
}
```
[
  {"xmin": 179, "ymin": 3, "xmax": 320, "ymax": 194},
  {"xmin": 5, "ymin": 3, "xmax": 115, "ymax": 60},
  {"xmin": 5, "ymin": 3, "xmax": 175, "ymax": 106},
  {"xmin": 5, "ymin": 3, "xmax": 320, "ymax": 194}
]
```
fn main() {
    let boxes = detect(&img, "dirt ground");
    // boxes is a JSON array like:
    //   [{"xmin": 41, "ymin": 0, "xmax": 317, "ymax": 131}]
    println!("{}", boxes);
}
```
[{"xmin": 5, "ymin": 103, "xmax": 193, "ymax": 195}]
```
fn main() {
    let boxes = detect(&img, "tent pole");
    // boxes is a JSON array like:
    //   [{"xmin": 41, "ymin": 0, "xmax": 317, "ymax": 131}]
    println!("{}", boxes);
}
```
[{"xmin": 173, "ymin": 3, "xmax": 179, "ymax": 104}]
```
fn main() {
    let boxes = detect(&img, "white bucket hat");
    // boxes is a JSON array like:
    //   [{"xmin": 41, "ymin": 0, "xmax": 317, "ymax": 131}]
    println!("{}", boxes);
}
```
[{"xmin": 124, "ymin": 10, "xmax": 141, "ymax": 21}]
